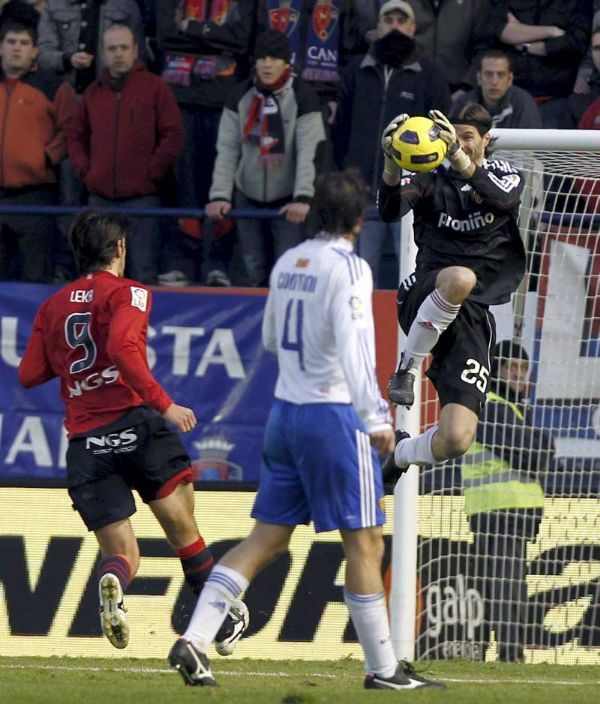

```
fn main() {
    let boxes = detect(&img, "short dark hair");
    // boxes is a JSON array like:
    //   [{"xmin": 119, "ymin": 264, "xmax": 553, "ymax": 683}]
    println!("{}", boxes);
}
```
[
  {"xmin": 450, "ymin": 102, "xmax": 496, "ymax": 155},
  {"xmin": 307, "ymin": 169, "xmax": 369, "ymax": 236},
  {"xmin": 70, "ymin": 211, "xmax": 131, "ymax": 274},
  {"xmin": 102, "ymin": 22, "xmax": 136, "ymax": 45},
  {"xmin": 0, "ymin": 21, "xmax": 36, "ymax": 44},
  {"xmin": 479, "ymin": 49, "xmax": 513, "ymax": 73}
]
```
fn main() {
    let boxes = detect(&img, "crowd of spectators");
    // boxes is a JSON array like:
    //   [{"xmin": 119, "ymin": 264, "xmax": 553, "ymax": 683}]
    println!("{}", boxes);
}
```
[{"xmin": 0, "ymin": 0, "xmax": 596, "ymax": 288}]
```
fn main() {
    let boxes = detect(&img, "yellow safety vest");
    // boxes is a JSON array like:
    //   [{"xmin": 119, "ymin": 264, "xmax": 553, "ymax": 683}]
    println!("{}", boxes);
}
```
[{"xmin": 462, "ymin": 391, "xmax": 545, "ymax": 516}]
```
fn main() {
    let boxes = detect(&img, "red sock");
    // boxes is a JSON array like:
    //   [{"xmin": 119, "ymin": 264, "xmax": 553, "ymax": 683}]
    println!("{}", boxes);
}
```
[
  {"xmin": 176, "ymin": 537, "xmax": 214, "ymax": 595},
  {"xmin": 97, "ymin": 554, "xmax": 131, "ymax": 592}
]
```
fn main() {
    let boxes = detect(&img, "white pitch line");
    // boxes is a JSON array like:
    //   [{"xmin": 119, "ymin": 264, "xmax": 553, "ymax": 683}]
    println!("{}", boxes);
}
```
[
  {"xmin": 0, "ymin": 663, "xmax": 598, "ymax": 686},
  {"xmin": 442, "ymin": 677, "xmax": 599, "ymax": 686},
  {"xmin": 2, "ymin": 664, "xmax": 331, "ymax": 677}
]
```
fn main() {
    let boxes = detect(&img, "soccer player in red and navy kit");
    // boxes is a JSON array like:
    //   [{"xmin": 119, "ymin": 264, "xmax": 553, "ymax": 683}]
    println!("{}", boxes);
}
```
[{"xmin": 18, "ymin": 211, "xmax": 247, "ymax": 654}]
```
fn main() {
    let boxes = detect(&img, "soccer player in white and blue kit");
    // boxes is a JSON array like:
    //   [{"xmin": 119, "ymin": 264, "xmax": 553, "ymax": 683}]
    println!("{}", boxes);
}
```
[{"xmin": 168, "ymin": 170, "xmax": 444, "ymax": 691}]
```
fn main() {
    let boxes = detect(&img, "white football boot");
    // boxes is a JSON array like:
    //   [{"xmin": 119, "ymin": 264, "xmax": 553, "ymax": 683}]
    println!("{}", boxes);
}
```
[
  {"xmin": 214, "ymin": 599, "xmax": 249, "ymax": 656},
  {"xmin": 98, "ymin": 573, "xmax": 129, "ymax": 649}
]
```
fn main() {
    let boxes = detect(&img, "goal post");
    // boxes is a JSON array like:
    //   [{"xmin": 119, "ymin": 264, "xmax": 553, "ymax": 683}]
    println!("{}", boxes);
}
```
[
  {"xmin": 391, "ymin": 129, "xmax": 600, "ymax": 665},
  {"xmin": 390, "ymin": 210, "xmax": 420, "ymax": 662}
]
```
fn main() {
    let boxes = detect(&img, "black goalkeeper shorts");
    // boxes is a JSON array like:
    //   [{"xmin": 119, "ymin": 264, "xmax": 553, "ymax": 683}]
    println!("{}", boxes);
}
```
[
  {"xmin": 397, "ymin": 270, "xmax": 496, "ymax": 414},
  {"xmin": 66, "ymin": 409, "xmax": 192, "ymax": 531}
]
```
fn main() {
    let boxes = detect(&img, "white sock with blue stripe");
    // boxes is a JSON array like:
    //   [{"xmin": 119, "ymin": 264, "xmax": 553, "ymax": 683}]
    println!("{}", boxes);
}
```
[
  {"xmin": 183, "ymin": 564, "xmax": 249, "ymax": 651},
  {"xmin": 344, "ymin": 590, "xmax": 397, "ymax": 678}
]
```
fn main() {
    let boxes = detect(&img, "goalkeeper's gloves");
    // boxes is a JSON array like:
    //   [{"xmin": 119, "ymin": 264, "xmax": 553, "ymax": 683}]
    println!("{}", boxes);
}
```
[
  {"xmin": 429, "ymin": 109, "xmax": 472, "ymax": 172},
  {"xmin": 381, "ymin": 113, "xmax": 409, "ymax": 180}
]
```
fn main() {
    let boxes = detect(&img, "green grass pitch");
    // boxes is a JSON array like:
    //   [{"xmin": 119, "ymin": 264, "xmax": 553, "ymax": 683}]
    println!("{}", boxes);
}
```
[{"xmin": 1, "ymin": 657, "xmax": 598, "ymax": 703}]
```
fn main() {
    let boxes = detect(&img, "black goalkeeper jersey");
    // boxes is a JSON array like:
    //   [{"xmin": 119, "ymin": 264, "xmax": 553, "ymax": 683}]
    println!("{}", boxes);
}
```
[{"xmin": 377, "ymin": 159, "xmax": 526, "ymax": 305}]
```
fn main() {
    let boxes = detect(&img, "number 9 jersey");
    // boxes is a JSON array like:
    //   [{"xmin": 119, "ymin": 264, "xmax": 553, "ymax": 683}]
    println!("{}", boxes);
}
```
[
  {"xmin": 18, "ymin": 271, "xmax": 173, "ymax": 437},
  {"xmin": 262, "ymin": 236, "xmax": 391, "ymax": 435}
]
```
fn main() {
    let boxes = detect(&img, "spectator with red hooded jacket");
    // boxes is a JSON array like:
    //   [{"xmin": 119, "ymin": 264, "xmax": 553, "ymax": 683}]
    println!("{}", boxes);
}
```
[
  {"xmin": 69, "ymin": 23, "xmax": 184, "ymax": 284},
  {"xmin": 567, "ymin": 27, "xmax": 600, "ymax": 128}
]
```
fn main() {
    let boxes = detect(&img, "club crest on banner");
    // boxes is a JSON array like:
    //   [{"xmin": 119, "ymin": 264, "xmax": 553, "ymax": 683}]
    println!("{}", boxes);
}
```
[
  {"xmin": 191, "ymin": 437, "xmax": 243, "ymax": 481},
  {"xmin": 313, "ymin": 0, "xmax": 339, "ymax": 41},
  {"xmin": 211, "ymin": 0, "xmax": 229, "ymax": 25},
  {"xmin": 269, "ymin": 1, "xmax": 300, "ymax": 36}
]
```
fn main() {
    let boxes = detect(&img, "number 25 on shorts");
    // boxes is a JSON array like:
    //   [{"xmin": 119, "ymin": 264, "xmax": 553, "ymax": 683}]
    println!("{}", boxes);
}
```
[{"xmin": 460, "ymin": 358, "xmax": 489, "ymax": 393}]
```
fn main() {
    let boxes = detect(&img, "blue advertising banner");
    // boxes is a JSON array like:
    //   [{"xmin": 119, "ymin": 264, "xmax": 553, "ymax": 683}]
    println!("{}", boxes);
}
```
[{"xmin": 0, "ymin": 284, "xmax": 276, "ymax": 483}]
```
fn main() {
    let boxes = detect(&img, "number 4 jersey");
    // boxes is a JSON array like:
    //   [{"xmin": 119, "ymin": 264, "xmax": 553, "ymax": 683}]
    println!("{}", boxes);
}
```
[
  {"xmin": 18, "ymin": 271, "xmax": 172, "ymax": 437},
  {"xmin": 262, "ymin": 236, "xmax": 392, "ymax": 435}
]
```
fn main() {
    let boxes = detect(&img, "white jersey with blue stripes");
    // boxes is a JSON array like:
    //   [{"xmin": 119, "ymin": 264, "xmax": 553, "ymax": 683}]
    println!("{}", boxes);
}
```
[{"xmin": 262, "ymin": 234, "xmax": 392, "ymax": 434}]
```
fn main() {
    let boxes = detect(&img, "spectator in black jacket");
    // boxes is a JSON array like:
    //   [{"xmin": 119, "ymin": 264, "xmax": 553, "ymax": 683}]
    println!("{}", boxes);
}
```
[
  {"xmin": 572, "ymin": 3, "xmax": 600, "ymax": 96},
  {"xmin": 332, "ymin": 0, "xmax": 451, "ymax": 288},
  {"xmin": 405, "ymin": 0, "xmax": 493, "ymax": 99},
  {"xmin": 156, "ymin": 0, "xmax": 256, "ymax": 287},
  {"xmin": 482, "ymin": 0, "xmax": 592, "ymax": 128}
]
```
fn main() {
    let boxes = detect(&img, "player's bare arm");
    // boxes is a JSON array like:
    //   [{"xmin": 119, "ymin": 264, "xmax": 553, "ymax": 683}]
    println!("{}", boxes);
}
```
[
  {"xmin": 369, "ymin": 428, "xmax": 396, "ymax": 454},
  {"xmin": 163, "ymin": 403, "xmax": 197, "ymax": 433}
]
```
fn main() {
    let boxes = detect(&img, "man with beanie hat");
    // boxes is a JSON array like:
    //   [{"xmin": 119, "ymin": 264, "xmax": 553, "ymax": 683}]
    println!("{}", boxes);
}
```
[
  {"xmin": 490, "ymin": 339, "xmax": 529, "ymax": 388},
  {"xmin": 255, "ymin": 27, "xmax": 293, "ymax": 65},
  {"xmin": 256, "ymin": 1, "xmax": 368, "ymax": 138},
  {"xmin": 461, "ymin": 339, "xmax": 554, "ymax": 661},
  {"xmin": 206, "ymin": 29, "xmax": 326, "ymax": 287}
]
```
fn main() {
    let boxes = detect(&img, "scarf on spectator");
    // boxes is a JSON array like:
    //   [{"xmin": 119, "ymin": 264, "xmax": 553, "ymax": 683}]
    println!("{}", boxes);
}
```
[
  {"xmin": 181, "ymin": 0, "xmax": 230, "ymax": 22},
  {"xmin": 243, "ymin": 66, "xmax": 293, "ymax": 167},
  {"xmin": 265, "ymin": 0, "xmax": 342, "ymax": 82}
]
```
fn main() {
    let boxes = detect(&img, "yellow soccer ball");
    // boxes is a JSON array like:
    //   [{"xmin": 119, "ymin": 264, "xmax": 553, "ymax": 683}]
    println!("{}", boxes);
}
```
[{"xmin": 390, "ymin": 116, "xmax": 447, "ymax": 173}]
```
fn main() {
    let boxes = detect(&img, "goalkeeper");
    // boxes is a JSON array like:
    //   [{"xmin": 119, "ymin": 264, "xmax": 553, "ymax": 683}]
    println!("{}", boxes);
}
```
[{"xmin": 379, "ymin": 103, "xmax": 527, "ymax": 480}]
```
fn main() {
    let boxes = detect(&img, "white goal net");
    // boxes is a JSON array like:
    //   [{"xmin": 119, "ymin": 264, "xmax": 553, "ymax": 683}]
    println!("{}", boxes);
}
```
[{"xmin": 394, "ymin": 136, "xmax": 600, "ymax": 666}]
